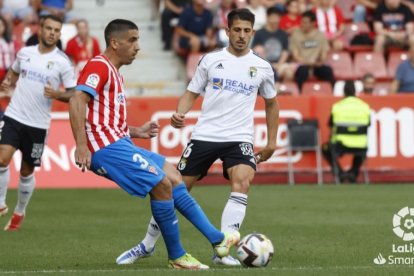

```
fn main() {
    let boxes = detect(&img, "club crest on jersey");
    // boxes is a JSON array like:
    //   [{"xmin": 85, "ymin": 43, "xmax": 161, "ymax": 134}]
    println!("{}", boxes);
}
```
[
  {"xmin": 212, "ymin": 78, "xmax": 223, "ymax": 90},
  {"xmin": 148, "ymin": 166, "xmax": 158, "ymax": 175},
  {"xmin": 248, "ymin": 66, "xmax": 257, "ymax": 79},
  {"xmin": 21, "ymin": 69, "xmax": 27, "ymax": 78},
  {"xmin": 117, "ymin": 93, "xmax": 126, "ymax": 104},
  {"xmin": 47, "ymin": 61, "xmax": 54, "ymax": 70},
  {"xmin": 86, "ymin": 74, "xmax": 100, "ymax": 88}
]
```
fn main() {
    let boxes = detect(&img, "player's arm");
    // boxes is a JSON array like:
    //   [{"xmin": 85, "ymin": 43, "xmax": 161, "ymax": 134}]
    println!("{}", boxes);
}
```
[
  {"xmin": 171, "ymin": 90, "xmax": 199, "ymax": 128},
  {"xmin": 255, "ymin": 97, "xmax": 279, "ymax": 163},
  {"xmin": 69, "ymin": 91, "xmax": 92, "ymax": 172},
  {"xmin": 44, "ymin": 85, "xmax": 75, "ymax": 102},
  {"xmin": 129, "ymin": 121, "xmax": 160, "ymax": 139},
  {"xmin": 0, "ymin": 69, "xmax": 19, "ymax": 96}
]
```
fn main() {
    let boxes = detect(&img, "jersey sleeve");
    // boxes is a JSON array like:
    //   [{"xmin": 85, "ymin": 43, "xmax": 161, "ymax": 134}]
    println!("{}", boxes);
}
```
[
  {"xmin": 76, "ymin": 60, "xmax": 108, "ymax": 97},
  {"xmin": 259, "ymin": 65, "xmax": 277, "ymax": 99},
  {"xmin": 187, "ymin": 55, "xmax": 208, "ymax": 94},
  {"xmin": 60, "ymin": 59, "xmax": 77, "ymax": 89},
  {"xmin": 11, "ymin": 48, "xmax": 24, "ymax": 73}
]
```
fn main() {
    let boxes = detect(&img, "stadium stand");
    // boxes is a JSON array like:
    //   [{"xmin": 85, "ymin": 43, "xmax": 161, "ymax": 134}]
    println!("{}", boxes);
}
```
[
  {"xmin": 186, "ymin": 52, "xmax": 203, "ymax": 80},
  {"xmin": 387, "ymin": 51, "xmax": 408, "ymax": 77},
  {"xmin": 353, "ymin": 52, "xmax": 388, "ymax": 80},
  {"xmin": 326, "ymin": 51, "xmax": 354, "ymax": 80},
  {"xmin": 336, "ymin": 0, "xmax": 356, "ymax": 22},
  {"xmin": 301, "ymin": 81, "xmax": 333, "ymax": 96},
  {"xmin": 277, "ymin": 82, "xmax": 300, "ymax": 96}
]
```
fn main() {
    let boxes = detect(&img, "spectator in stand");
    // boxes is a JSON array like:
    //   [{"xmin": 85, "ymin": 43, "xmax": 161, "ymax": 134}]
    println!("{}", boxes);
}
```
[
  {"xmin": 373, "ymin": 0, "xmax": 414, "ymax": 54},
  {"xmin": 262, "ymin": 0, "xmax": 287, "ymax": 13},
  {"xmin": 252, "ymin": 7, "xmax": 293, "ymax": 81},
  {"xmin": 246, "ymin": 0, "xmax": 267, "ymax": 30},
  {"xmin": 65, "ymin": 19, "xmax": 100, "ymax": 76},
  {"xmin": 213, "ymin": 0, "xmax": 237, "ymax": 47},
  {"xmin": 312, "ymin": 0, "xmax": 345, "ymax": 51},
  {"xmin": 290, "ymin": 10, "xmax": 335, "ymax": 89},
  {"xmin": 39, "ymin": 0, "xmax": 78, "ymax": 24},
  {"xmin": 391, "ymin": 43, "xmax": 414, "ymax": 93},
  {"xmin": 0, "ymin": 16, "xmax": 15, "ymax": 83},
  {"xmin": 353, "ymin": 0, "xmax": 381, "ymax": 23},
  {"xmin": 0, "ymin": 0, "xmax": 38, "ymax": 26},
  {"xmin": 280, "ymin": 0, "xmax": 302, "ymax": 34},
  {"xmin": 161, "ymin": 0, "xmax": 191, "ymax": 50},
  {"xmin": 176, "ymin": 0, "xmax": 216, "ymax": 54},
  {"xmin": 360, "ymin": 73, "xmax": 375, "ymax": 94}
]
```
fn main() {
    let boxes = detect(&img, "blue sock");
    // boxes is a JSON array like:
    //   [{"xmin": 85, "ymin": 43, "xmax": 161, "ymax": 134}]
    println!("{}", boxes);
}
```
[
  {"xmin": 173, "ymin": 183, "xmax": 224, "ymax": 244},
  {"xmin": 151, "ymin": 199, "xmax": 186, "ymax": 260}
]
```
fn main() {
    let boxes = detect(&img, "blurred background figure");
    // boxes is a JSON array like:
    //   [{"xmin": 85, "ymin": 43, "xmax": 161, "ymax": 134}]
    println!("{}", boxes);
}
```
[
  {"xmin": 290, "ymin": 11, "xmax": 335, "ymax": 89},
  {"xmin": 280, "ymin": 0, "xmax": 302, "ymax": 34},
  {"xmin": 322, "ymin": 80, "xmax": 371, "ymax": 183},
  {"xmin": 212, "ymin": 0, "xmax": 237, "ymax": 47},
  {"xmin": 161, "ymin": 0, "xmax": 191, "ymax": 50},
  {"xmin": 246, "ymin": 0, "xmax": 267, "ymax": 30},
  {"xmin": 39, "ymin": 0, "xmax": 79, "ymax": 23},
  {"xmin": 65, "ymin": 18, "xmax": 100, "ymax": 76},
  {"xmin": 0, "ymin": 16, "xmax": 15, "ymax": 83},
  {"xmin": 353, "ymin": 0, "xmax": 381, "ymax": 23},
  {"xmin": 176, "ymin": 0, "xmax": 216, "ymax": 55},
  {"xmin": 0, "ymin": 0, "xmax": 38, "ymax": 27},
  {"xmin": 312, "ymin": 0, "xmax": 345, "ymax": 51},
  {"xmin": 373, "ymin": 0, "xmax": 414, "ymax": 54},
  {"xmin": 391, "ymin": 43, "xmax": 414, "ymax": 93},
  {"xmin": 252, "ymin": 7, "xmax": 293, "ymax": 81},
  {"xmin": 360, "ymin": 73, "xmax": 375, "ymax": 94}
]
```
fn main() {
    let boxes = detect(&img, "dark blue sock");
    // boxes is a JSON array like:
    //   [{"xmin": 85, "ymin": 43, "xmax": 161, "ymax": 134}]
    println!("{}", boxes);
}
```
[
  {"xmin": 151, "ymin": 199, "xmax": 185, "ymax": 260},
  {"xmin": 173, "ymin": 183, "xmax": 224, "ymax": 244}
]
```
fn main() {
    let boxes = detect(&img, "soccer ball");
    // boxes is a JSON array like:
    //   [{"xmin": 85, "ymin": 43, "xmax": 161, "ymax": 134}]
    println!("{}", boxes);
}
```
[{"xmin": 236, "ymin": 233, "xmax": 274, "ymax": 267}]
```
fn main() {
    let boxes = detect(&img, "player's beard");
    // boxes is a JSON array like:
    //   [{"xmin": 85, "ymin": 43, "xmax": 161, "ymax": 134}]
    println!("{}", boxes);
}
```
[{"xmin": 40, "ymin": 37, "xmax": 56, "ymax": 49}]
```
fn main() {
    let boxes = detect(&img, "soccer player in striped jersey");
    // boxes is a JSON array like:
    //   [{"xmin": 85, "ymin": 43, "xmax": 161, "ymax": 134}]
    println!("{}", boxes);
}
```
[
  {"xmin": 0, "ymin": 14, "xmax": 76, "ymax": 231},
  {"xmin": 118, "ymin": 8, "xmax": 280, "ymax": 266},
  {"xmin": 69, "ymin": 19, "xmax": 239, "ymax": 270}
]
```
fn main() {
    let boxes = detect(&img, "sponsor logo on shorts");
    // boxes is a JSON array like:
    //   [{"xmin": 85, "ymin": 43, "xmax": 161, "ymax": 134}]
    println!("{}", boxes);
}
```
[
  {"xmin": 31, "ymin": 143, "xmax": 44, "ymax": 159},
  {"xmin": 85, "ymin": 74, "xmax": 100, "ymax": 88},
  {"xmin": 96, "ymin": 167, "xmax": 107, "ymax": 175},
  {"xmin": 239, "ymin": 143, "xmax": 254, "ymax": 156}
]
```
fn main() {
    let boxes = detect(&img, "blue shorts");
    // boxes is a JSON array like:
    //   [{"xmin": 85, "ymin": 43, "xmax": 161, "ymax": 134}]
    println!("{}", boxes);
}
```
[{"xmin": 90, "ymin": 137, "xmax": 166, "ymax": 198}]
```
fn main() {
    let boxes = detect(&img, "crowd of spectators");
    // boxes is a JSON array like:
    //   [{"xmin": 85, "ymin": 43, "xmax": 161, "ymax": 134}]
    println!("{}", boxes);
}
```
[{"xmin": 165, "ymin": 0, "xmax": 414, "ymax": 95}]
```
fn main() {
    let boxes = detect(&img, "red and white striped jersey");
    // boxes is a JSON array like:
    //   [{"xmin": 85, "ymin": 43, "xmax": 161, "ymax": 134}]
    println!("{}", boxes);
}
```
[
  {"xmin": 76, "ymin": 54, "xmax": 129, "ymax": 153},
  {"xmin": 313, "ymin": 6, "xmax": 344, "ymax": 39}
]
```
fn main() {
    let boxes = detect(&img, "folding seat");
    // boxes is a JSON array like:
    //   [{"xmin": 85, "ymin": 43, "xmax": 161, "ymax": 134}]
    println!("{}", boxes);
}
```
[
  {"xmin": 387, "ymin": 51, "xmax": 408, "ymax": 77},
  {"xmin": 326, "ymin": 51, "xmax": 354, "ymax": 80},
  {"xmin": 353, "ymin": 52, "xmax": 388, "ymax": 80},
  {"xmin": 186, "ymin": 52, "xmax": 203, "ymax": 80},
  {"xmin": 301, "ymin": 81, "xmax": 333, "ymax": 96},
  {"xmin": 277, "ymin": 82, "xmax": 300, "ymax": 96}
]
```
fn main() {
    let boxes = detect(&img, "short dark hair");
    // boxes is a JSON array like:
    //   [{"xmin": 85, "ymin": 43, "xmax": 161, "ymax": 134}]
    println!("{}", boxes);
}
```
[
  {"xmin": 302, "ymin": 10, "xmax": 316, "ymax": 22},
  {"xmin": 227, "ymin": 8, "xmax": 255, "ymax": 28},
  {"xmin": 362, "ymin": 73, "xmax": 375, "ymax": 82},
  {"xmin": 344, "ymin": 80, "xmax": 356, "ymax": 97},
  {"xmin": 266, "ymin": 7, "xmax": 283, "ymax": 17},
  {"xmin": 40, "ymin": 14, "xmax": 64, "ymax": 26},
  {"xmin": 286, "ymin": 0, "xmax": 298, "ymax": 7},
  {"xmin": 104, "ymin": 19, "xmax": 138, "ymax": 47}
]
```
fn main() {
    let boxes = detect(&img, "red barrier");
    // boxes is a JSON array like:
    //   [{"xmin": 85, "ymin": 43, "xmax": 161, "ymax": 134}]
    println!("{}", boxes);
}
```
[{"xmin": 4, "ymin": 94, "xmax": 414, "ymax": 188}]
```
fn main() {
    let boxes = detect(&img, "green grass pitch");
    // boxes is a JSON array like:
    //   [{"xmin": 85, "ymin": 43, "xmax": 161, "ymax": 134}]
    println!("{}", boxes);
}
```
[{"xmin": 1, "ymin": 184, "xmax": 414, "ymax": 275}]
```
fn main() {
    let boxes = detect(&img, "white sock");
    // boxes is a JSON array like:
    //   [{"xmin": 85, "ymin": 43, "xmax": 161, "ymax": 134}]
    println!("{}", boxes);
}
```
[
  {"xmin": 14, "ymin": 174, "xmax": 35, "ymax": 215},
  {"xmin": 141, "ymin": 216, "xmax": 161, "ymax": 250},
  {"xmin": 221, "ymin": 192, "xmax": 248, "ymax": 233},
  {"xmin": 0, "ymin": 166, "xmax": 10, "ymax": 208}
]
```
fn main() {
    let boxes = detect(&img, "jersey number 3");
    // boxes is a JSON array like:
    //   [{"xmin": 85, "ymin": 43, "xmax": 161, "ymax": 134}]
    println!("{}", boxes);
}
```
[{"xmin": 133, "ymin": 153, "xmax": 149, "ymax": 169}]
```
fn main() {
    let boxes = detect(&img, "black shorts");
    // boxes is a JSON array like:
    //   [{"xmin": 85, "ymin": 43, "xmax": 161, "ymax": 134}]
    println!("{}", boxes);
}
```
[
  {"xmin": 0, "ymin": 116, "xmax": 47, "ymax": 167},
  {"xmin": 177, "ymin": 139, "xmax": 256, "ymax": 180}
]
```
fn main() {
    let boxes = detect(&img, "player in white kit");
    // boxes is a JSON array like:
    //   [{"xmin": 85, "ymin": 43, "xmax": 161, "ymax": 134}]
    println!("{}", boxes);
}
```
[
  {"xmin": 117, "ymin": 8, "xmax": 280, "ymax": 266},
  {"xmin": 0, "ymin": 14, "xmax": 76, "ymax": 231}
]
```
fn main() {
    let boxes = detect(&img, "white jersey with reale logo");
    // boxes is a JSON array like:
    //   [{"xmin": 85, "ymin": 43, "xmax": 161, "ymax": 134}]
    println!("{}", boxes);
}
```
[
  {"xmin": 5, "ymin": 45, "xmax": 76, "ymax": 129},
  {"xmin": 187, "ymin": 48, "xmax": 277, "ymax": 143}
]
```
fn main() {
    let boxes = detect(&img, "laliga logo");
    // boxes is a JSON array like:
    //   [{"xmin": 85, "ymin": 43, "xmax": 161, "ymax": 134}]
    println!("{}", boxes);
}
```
[{"xmin": 393, "ymin": 207, "xmax": 414, "ymax": 241}]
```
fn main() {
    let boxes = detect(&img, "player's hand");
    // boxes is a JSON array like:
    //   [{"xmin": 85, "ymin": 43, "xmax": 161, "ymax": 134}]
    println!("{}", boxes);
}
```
[
  {"xmin": 255, "ymin": 145, "xmax": 276, "ymax": 164},
  {"xmin": 138, "ymin": 121, "xmax": 159, "ymax": 139},
  {"xmin": 75, "ymin": 145, "xmax": 91, "ymax": 172},
  {"xmin": 44, "ymin": 82, "xmax": 58, "ymax": 99},
  {"xmin": 171, "ymin": 112, "xmax": 185, "ymax": 128},
  {"xmin": 0, "ymin": 76, "xmax": 12, "ymax": 96}
]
